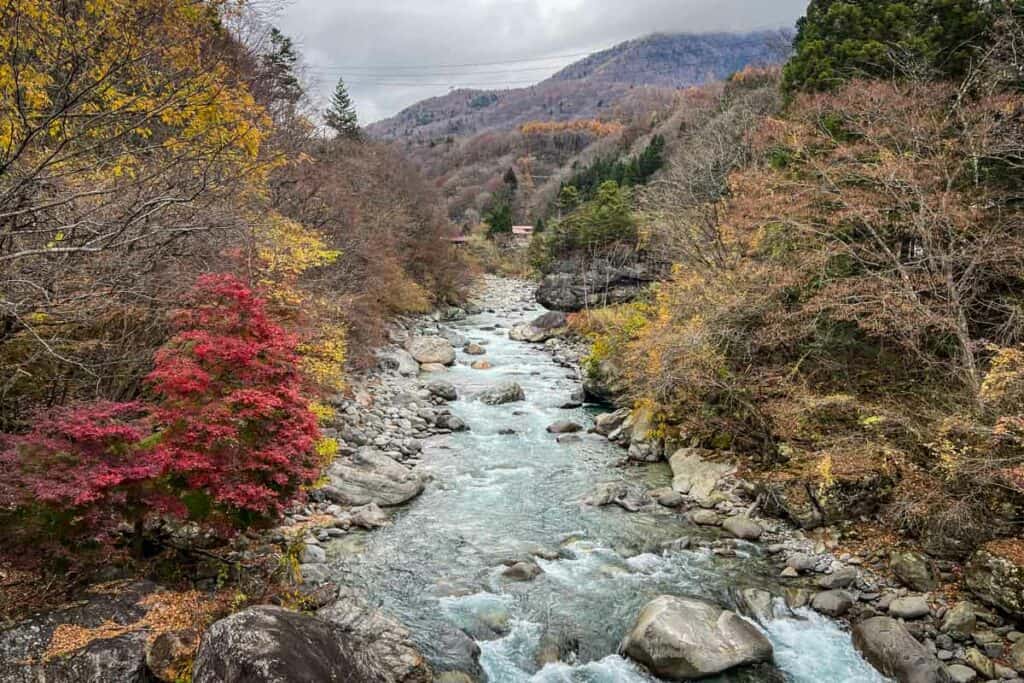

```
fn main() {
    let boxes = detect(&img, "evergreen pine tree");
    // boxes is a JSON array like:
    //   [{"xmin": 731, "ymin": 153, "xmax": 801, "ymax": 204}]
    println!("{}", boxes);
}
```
[
  {"xmin": 325, "ymin": 77, "xmax": 360, "ymax": 138},
  {"xmin": 262, "ymin": 27, "xmax": 304, "ymax": 107}
]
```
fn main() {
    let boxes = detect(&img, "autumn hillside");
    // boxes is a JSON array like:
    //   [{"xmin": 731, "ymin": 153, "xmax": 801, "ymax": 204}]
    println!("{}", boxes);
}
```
[{"xmin": 0, "ymin": 0, "xmax": 469, "ymax": 580}]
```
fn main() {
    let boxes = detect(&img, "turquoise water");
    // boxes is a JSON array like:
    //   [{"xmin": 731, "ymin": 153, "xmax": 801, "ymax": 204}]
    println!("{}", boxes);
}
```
[{"xmin": 329, "ymin": 303, "xmax": 886, "ymax": 682}]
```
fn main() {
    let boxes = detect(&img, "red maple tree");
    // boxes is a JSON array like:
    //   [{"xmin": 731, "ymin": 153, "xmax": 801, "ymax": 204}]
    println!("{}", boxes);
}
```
[{"xmin": 147, "ymin": 274, "xmax": 320, "ymax": 524}]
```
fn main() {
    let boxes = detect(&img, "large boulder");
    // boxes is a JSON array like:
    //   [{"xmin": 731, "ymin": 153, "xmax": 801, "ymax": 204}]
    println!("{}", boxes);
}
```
[
  {"xmin": 476, "ymin": 382, "xmax": 525, "ymax": 405},
  {"xmin": 323, "ymin": 448, "xmax": 425, "ymax": 507},
  {"xmin": 536, "ymin": 261, "xmax": 657, "ymax": 312},
  {"xmin": 192, "ymin": 606, "xmax": 375, "ymax": 683},
  {"xmin": 852, "ymin": 617, "xmax": 952, "ymax": 683},
  {"xmin": 508, "ymin": 311, "xmax": 568, "ymax": 343},
  {"xmin": 0, "ymin": 581, "xmax": 157, "ymax": 683},
  {"xmin": 594, "ymin": 409, "xmax": 630, "ymax": 437},
  {"xmin": 669, "ymin": 449, "xmax": 735, "ymax": 507},
  {"xmin": 319, "ymin": 586, "xmax": 464, "ymax": 681},
  {"xmin": 964, "ymin": 541, "xmax": 1024, "ymax": 619},
  {"xmin": 378, "ymin": 349, "xmax": 420, "ymax": 377},
  {"xmin": 405, "ymin": 336, "xmax": 456, "ymax": 366},
  {"xmin": 425, "ymin": 379, "xmax": 458, "ymax": 401},
  {"xmin": 586, "ymin": 482, "xmax": 653, "ymax": 512},
  {"xmin": 620, "ymin": 595, "xmax": 773, "ymax": 680}
]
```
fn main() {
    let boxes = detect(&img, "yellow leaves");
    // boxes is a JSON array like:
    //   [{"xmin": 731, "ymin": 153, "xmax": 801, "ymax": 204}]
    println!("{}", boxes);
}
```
[{"xmin": 299, "ymin": 324, "xmax": 347, "ymax": 393}]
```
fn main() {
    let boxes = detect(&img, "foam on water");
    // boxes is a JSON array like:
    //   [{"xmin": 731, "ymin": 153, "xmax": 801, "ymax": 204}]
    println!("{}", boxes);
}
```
[{"xmin": 763, "ymin": 607, "xmax": 890, "ymax": 682}]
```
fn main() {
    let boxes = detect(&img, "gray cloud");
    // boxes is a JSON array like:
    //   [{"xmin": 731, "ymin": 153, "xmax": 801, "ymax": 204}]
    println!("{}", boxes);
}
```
[{"xmin": 275, "ymin": 0, "xmax": 808, "ymax": 123}]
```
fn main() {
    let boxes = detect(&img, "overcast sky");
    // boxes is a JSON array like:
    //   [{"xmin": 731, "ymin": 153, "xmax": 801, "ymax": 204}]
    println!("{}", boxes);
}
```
[{"xmin": 275, "ymin": 1, "xmax": 808, "ymax": 124}]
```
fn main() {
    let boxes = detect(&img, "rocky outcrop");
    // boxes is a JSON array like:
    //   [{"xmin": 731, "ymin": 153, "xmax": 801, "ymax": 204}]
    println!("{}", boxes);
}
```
[
  {"xmin": 193, "ymin": 606, "xmax": 375, "ymax": 683},
  {"xmin": 594, "ymin": 409, "xmax": 629, "ymax": 436},
  {"xmin": 405, "ymin": 336, "xmax": 456, "ymax": 366},
  {"xmin": 0, "ymin": 581, "xmax": 157, "ymax": 683},
  {"xmin": 852, "ymin": 617, "xmax": 952, "ymax": 683},
  {"xmin": 476, "ymin": 382, "xmax": 525, "ymax": 405},
  {"xmin": 965, "ymin": 541, "xmax": 1024, "ymax": 619},
  {"xmin": 669, "ymin": 448, "xmax": 735, "ymax": 507},
  {"xmin": 425, "ymin": 379, "xmax": 458, "ymax": 401},
  {"xmin": 758, "ymin": 462, "xmax": 895, "ymax": 530},
  {"xmin": 536, "ymin": 261, "xmax": 657, "ymax": 312},
  {"xmin": 323, "ymin": 447, "xmax": 426, "ymax": 507},
  {"xmin": 620, "ymin": 595, "xmax": 773, "ymax": 680}
]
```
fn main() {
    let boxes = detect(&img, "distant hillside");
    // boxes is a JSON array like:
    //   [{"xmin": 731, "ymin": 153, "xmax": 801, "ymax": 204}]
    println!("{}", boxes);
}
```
[{"xmin": 365, "ymin": 30, "xmax": 793, "ymax": 143}]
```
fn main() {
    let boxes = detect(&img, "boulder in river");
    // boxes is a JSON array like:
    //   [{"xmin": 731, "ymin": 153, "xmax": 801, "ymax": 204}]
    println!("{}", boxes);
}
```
[
  {"xmin": 620, "ymin": 595, "xmax": 773, "ymax": 680},
  {"xmin": 508, "ymin": 311, "xmax": 568, "ymax": 343},
  {"xmin": 501, "ymin": 561, "xmax": 543, "ymax": 582},
  {"xmin": 594, "ymin": 408, "xmax": 629, "ymax": 436},
  {"xmin": 425, "ymin": 379, "xmax": 458, "ymax": 401},
  {"xmin": 722, "ymin": 516, "xmax": 763, "ymax": 541},
  {"xmin": 669, "ymin": 448, "xmax": 735, "ymax": 507},
  {"xmin": 811, "ymin": 590, "xmax": 854, "ymax": 617},
  {"xmin": 477, "ymin": 381, "xmax": 525, "ymax": 405},
  {"xmin": 587, "ymin": 482, "xmax": 653, "ymax": 512},
  {"xmin": 463, "ymin": 342, "xmax": 486, "ymax": 355},
  {"xmin": 405, "ymin": 335, "xmax": 456, "ymax": 366},
  {"xmin": 546, "ymin": 420, "xmax": 582, "ymax": 434},
  {"xmin": 471, "ymin": 359, "xmax": 492, "ymax": 370},
  {"xmin": 323, "ymin": 447, "xmax": 425, "ymax": 507},
  {"xmin": 852, "ymin": 616, "xmax": 953, "ymax": 683}
]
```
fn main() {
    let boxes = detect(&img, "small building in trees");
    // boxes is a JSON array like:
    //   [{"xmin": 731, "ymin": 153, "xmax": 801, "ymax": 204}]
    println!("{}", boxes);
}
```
[{"xmin": 511, "ymin": 225, "xmax": 534, "ymax": 243}]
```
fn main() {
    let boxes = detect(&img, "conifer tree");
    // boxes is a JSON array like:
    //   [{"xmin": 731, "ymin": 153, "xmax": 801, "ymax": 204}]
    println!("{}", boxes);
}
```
[
  {"xmin": 325, "ymin": 77, "xmax": 359, "ymax": 138},
  {"xmin": 262, "ymin": 27, "xmax": 304, "ymax": 107}
]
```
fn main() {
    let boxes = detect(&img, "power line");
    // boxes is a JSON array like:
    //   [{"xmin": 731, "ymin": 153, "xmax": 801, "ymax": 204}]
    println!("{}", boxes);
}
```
[{"xmin": 306, "ymin": 64, "xmax": 570, "ymax": 78}]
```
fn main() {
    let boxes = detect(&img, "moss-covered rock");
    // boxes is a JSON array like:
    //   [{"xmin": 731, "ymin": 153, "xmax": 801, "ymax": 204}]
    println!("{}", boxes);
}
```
[{"xmin": 965, "ymin": 541, "xmax": 1024, "ymax": 619}]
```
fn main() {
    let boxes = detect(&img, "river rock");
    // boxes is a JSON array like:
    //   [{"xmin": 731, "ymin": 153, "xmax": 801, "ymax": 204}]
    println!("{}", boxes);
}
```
[
  {"xmin": 425, "ymin": 379, "xmax": 458, "ymax": 401},
  {"xmin": 378, "ymin": 349, "xmax": 420, "ymax": 377},
  {"xmin": 594, "ymin": 408, "xmax": 629, "ymax": 436},
  {"xmin": 816, "ymin": 566, "xmax": 858, "ymax": 590},
  {"xmin": 892, "ymin": 551, "xmax": 939, "ymax": 592},
  {"xmin": 889, "ymin": 596, "xmax": 931, "ymax": 620},
  {"xmin": 669, "ymin": 448, "xmax": 735, "ymax": 507},
  {"xmin": 509, "ymin": 311, "xmax": 568, "ymax": 343},
  {"xmin": 319, "ymin": 586, "xmax": 463, "ymax": 681},
  {"xmin": 323, "ymin": 448, "xmax": 425, "ymax": 507},
  {"xmin": 812, "ymin": 590, "xmax": 854, "ymax": 617},
  {"xmin": 620, "ymin": 595, "xmax": 773, "ymax": 680},
  {"xmin": 349, "ymin": 503, "xmax": 390, "ymax": 529},
  {"xmin": 471, "ymin": 359, "xmax": 492, "ymax": 370},
  {"xmin": 437, "ymin": 414, "xmax": 469, "ymax": 431},
  {"xmin": 689, "ymin": 509, "xmax": 721, "ymax": 526},
  {"xmin": 965, "ymin": 542, "xmax": 1024, "ymax": 619},
  {"xmin": 420, "ymin": 363, "xmax": 448, "ymax": 373},
  {"xmin": 852, "ymin": 616, "xmax": 953, "ymax": 683},
  {"xmin": 945, "ymin": 664, "xmax": 977, "ymax": 683},
  {"xmin": 192, "ymin": 606, "xmax": 375, "ymax": 683},
  {"xmin": 734, "ymin": 588, "xmax": 776, "ymax": 624},
  {"xmin": 1009, "ymin": 638, "xmax": 1024, "ymax": 671},
  {"xmin": 477, "ymin": 382, "xmax": 525, "ymax": 405},
  {"xmin": 464, "ymin": 343, "xmax": 486, "ymax": 355},
  {"xmin": 650, "ymin": 487, "xmax": 685, "ymax": 508},
  {"xmin": 502, "ymin": 561, "xmax": 543, "ymax": 582},
  {"xmin": 405, "ymin": 335, "xmax": 456, "ymax": 366},
  {"xmin": 547, "ymin": 420, "xmax": 582, "ymax": 434},
  {"xmin": 940, "ymin": 602, "xmax": 976, "ymax": 639},
  {"xmin": 587, "ymin": 482, "xmax": 653, "ymax": 512},
  {"xmin": 722, "ymin": 516, "xmax": 763, "ymax": 541}
]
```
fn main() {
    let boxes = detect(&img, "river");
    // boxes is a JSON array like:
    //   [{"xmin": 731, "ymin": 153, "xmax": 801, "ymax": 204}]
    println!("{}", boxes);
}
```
[{"xmin": 328, "ymin": 281, "xmax": 887, "ymax": 682}]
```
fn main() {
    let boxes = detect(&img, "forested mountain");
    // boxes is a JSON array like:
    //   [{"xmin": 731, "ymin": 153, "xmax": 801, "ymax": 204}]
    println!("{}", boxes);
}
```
[
  {"xmin": 365, "ymin": 30, "xmax": 793, "ymax": 143},
  {"xmin": 365, "ymin": 30, "xmax": 792, "ymax": 228}
]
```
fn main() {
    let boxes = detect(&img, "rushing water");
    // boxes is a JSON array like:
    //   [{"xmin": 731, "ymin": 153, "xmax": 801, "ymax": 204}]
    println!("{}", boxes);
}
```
[{"xmin": 328, "ymin": 297, "xmax": 887, "ymax": 682}]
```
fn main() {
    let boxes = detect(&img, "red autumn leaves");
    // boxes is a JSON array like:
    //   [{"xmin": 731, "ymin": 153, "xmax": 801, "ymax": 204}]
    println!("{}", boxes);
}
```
[{"xmin": 0, "ymin": 274, "xmax": 321, "ymax": 541}]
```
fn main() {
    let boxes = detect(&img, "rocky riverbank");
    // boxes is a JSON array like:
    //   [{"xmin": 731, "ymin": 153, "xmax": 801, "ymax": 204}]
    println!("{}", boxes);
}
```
[{"xmin": 4, "ymin": 275, "xmax": 1023, "ymax": 683}]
